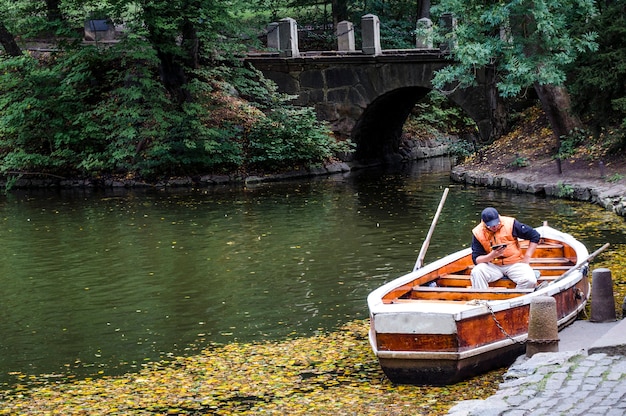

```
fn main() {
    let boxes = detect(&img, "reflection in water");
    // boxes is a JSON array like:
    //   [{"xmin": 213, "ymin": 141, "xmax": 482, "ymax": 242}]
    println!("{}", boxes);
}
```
[{"xmin": 0, "ymin": 157, "xmax": 623, "ymax": 387}]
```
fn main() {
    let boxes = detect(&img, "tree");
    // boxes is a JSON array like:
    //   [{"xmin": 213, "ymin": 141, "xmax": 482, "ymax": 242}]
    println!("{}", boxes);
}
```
[
  {"xmin": 0, "ymin": 0, "xmax": 348, "ymax": 181},
  {"xmin": 0, "ymin": 21, "xmax": 22, "ymax": 56},
  {"xmin": 569, "ymin": 0, "xmax": 626, "ymax": 131},
  {"xmin": 331, "ymin": 0, "xmax": 348, "ymax": 26},
  {"xmin": 430, "ymin": 0, "xmax": 598, "ymax": 173}
]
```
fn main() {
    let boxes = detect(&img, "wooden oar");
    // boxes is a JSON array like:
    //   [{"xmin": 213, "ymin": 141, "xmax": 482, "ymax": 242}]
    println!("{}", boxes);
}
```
[
  {"xmin": 552, "ymin": 242, "xmax": 610, "ymax": 283},
  {"xmin": 413, "ymin": 187, "xmax": 449, "ymax": 271}
]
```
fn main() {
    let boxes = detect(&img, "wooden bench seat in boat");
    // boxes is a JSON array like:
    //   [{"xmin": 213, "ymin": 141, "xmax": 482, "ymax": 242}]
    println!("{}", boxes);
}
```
[
  {"xmin": 404, "ymin": 286, "xmax": 534, "ymax": 302},
  {"xmin": 436, "ymin": 273, "xmax": 557, "ymax": 289}
]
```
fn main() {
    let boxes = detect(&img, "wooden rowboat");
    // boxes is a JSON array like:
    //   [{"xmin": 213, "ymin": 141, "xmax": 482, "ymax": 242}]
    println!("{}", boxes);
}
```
[{"xmin": 367, "ymin": 224, "xmax": 593, "ymax": 385}]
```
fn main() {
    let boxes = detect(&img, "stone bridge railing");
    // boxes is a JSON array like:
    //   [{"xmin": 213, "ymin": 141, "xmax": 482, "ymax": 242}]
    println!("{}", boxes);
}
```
[
  {"xmin": 262, "ymin": 13, "xmax": 456, "ymax": 58},
  {"xmin": 246, "ymin": 14, "xmax": 506, "ymax": 163}
]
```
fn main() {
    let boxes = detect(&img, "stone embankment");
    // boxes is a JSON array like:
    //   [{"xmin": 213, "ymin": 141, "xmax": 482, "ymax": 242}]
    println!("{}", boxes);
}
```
[{"xmin": 450, "ymin": 165, "xmax": 626, "ymax": 217}]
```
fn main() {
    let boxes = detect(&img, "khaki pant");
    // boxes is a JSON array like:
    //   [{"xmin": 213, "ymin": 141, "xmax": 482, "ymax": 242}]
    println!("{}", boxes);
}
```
[{"xmin": 470, "ymin": 262, "xmax": 537, "ymax": 289}]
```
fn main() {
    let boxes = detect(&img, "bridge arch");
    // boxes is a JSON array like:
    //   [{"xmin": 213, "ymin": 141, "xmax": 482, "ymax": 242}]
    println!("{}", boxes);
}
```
[{"xmin": 247, "ymin": 53, "xmax": 497, "ymax": 163}]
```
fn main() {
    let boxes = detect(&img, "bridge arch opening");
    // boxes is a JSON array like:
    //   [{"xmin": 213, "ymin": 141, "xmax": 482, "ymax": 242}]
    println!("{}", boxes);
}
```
[
  {"xmin": 354, "ymin": 86, "xmax": 479, "ymax": 163},
  {"xmin": 353, "ymin": 87, "xmax": 431, "ymax": 162}
]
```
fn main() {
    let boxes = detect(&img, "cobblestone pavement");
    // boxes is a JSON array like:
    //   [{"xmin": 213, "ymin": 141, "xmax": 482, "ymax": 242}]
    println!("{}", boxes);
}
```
[
  {"xmin": 447, "ymin": 319, "xmax": 626, "ymax": 416},
  {"xmin": 448, "ymin": 351, "xmax": 626, "ymax": 416}
]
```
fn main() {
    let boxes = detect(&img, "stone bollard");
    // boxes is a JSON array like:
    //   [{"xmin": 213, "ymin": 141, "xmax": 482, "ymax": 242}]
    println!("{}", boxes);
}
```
[
  {"xmin": 526, "ymin": 296, "xmax": 559, "ymax": 357},
  {"xmin": 266, "ymin": 22, "xmax": 280, "ymax": 50},
  {"xmin": 590, "ymin": 268, "xmax": 616, "ymax": 322},
  {"xmin": 278, "ymin": 18, "xmax": 299, "ymax": 58},
  {"xmin": 336, "ymin": 20, "xmax": 355, "ymax": 52},
  {"xmin": 439, "ymin": 13, "xmax": 457, "ymax": 52},
  {"xmin": 415, "ymin": 17, "xmax": 433, "ymax": 49},
  {"xmin": 361, "ymin": 14, "xmax": 381, "ymax": 56}
]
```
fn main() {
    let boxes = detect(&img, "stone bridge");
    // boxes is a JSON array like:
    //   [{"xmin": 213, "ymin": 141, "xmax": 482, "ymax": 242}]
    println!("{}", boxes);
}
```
[{"xmin": 246, "ymin": 15, "xmax": 501, "ymax": 162}]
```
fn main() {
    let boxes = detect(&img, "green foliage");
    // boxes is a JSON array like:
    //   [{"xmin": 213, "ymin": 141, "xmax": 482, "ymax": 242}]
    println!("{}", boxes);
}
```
[
  {"xmin": 556, "ymin": 181, "xmax": 574, "ymax": 198},
  {"xmin": 409, "ymin": 91, "xmax": 476, "ymax": 135},
  {"xmin": 569, "ymin": 0, "xmax": 626, "ymax": 129},
  {"xmin": 247, "ymin": 105, "xmax": 352, "ymax": 171},
  {"xmin": 509, "ymin": 156, "xmax": 529, "ymax": 168},
  {"xmin": 404, "ymin": 90, "xmax": 478, "ymax": 157},
  {"xmin": 430, "ymin": 0, "xmax": 599, "ymax": 97},
  {"xmin": 447, "ymin": 138, "xmax": 475, "ymax": 158},
  {"xmin": 606, "ymin": 173, "xmax": 624, "ymax": 183},
  {"xmin": 555, "ymin": 128, "xmax": 587, "ymax": 160},
  {"xmin": 0, "ymin": 0, "xmax": 349, "ymax": 182}
]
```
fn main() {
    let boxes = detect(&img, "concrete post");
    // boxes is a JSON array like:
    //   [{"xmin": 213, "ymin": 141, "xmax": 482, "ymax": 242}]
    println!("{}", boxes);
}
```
[
  {"xmin": 266, "ymin": 22, "xmax": 280, "ymax": 50},
  {"xmin": 278, "ymin": 17, "xmax": 299, "ymax": 58},
  {"xmin": 590, "ymin": 268, "xmax": 617, "ymax": 322},
  {"xmin": 361, "ymin": 14, "xmax": 381, "ymax": 56},
  {"xmin": 415, "ymin": 17, "xmax": 433, "ymax": 49},
  {"xmin": 526, "ymin": 296, "xmax": 559, "ymax": 357},
  {"xmin": 439, "ymin": 13, "xmax": 457, "ymax": 52},
  {"xmin": 336, "ymin": 20, "xmax": 355, "ymax": 52}
]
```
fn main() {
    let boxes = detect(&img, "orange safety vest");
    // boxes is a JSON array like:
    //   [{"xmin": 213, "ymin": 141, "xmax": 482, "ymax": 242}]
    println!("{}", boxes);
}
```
[{"xmin": 472, "ymin": 216, "xmax": 523, "ymax": 265}]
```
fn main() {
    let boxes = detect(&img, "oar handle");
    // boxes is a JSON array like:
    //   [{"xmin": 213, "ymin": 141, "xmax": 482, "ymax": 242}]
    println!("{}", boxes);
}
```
[
  {"xmin": 414, "ymin": 187, "xmax": 449, "ymax": 271},
  {"xmin": 553, "ymin": 242, "xmax": 610, "ymax": 283}
]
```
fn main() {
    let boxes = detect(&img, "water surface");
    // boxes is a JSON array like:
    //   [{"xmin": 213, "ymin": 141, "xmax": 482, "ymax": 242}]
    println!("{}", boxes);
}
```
[{"xmin": 0, "ymin": 158, "xmax": 622, "ymax": 388}]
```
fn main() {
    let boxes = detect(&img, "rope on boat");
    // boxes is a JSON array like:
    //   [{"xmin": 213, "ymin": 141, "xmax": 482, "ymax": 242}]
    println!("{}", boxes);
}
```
[{"xmin": 467, "ymin": 300, "xmax": 526, "ymax": 345}]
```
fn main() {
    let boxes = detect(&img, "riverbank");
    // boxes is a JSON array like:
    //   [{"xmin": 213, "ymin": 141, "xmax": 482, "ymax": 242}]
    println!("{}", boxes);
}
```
[
  {"xmin": 0, "ymin": 136, "xmax": 454, "ymax": 190},
  {"xmin": 449, "ymin": 107, "xmax": 626, "ymax": 217},
  {"xmin": 450, "ymin": 165, "xmax": 626, "ymax": 217}
]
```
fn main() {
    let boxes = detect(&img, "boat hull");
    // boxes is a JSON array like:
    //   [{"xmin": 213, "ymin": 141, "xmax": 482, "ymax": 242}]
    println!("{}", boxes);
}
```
[{"xmin": 377, "ymin": 341, "xmax": 525, "ymax": 385}]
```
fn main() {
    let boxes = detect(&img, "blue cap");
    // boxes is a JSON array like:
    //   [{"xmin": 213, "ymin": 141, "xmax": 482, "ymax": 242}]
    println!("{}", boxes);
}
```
[{"xmin": 481, "ymin": 207, "xmax": 500, "ymax": 227}]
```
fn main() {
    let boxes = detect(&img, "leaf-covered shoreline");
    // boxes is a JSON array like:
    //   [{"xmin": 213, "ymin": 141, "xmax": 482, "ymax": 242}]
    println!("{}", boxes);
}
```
[{"xmin": 0, "ymin": 320, "xmax": 504, "ymax": 415}]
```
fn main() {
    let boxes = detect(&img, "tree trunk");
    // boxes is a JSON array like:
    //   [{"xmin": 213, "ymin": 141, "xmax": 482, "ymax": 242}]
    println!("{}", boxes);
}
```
[
  {"xmin": 142, "ymin": 5, "xmax": 193, "ymax": 104},
  {"xmin": 487, "ymin": 65, "xmax": 508, "ymax": 141},
  {"xmin": 331, "ymin": 0, "xmax": 349, "ymax": 27},
  {"xmin": 533, "ymin": 83, "xmax": 582, "ymax": 174},
  {"xmin": 181, "ymin": 19, "xmax": 199, "ymax": 70},
  {"xmin": 0, "ymin": 21, "xmax": 22, "ymax": 56},
  {"xmin": 417, "ymin": 0, "xmax": 431, "ymax": 19},
  {"xmin": 45, "ymin": 0, "xmax": 63, "ymax": 22},
  {"xmin": 156, "ymin": 51, "xmax": 191, "ymax": 104}
]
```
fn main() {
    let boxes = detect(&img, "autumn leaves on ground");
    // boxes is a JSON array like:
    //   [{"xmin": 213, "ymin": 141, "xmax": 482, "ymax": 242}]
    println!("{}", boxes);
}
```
[{"xmin": 0, "ymin": 320, "xmax": 503, "ymax": 415}]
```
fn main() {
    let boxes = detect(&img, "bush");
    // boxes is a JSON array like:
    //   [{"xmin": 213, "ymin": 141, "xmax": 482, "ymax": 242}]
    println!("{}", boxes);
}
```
[{"xmin": 0, "ymin": 37, "xmax": 350, "ymax": 182}]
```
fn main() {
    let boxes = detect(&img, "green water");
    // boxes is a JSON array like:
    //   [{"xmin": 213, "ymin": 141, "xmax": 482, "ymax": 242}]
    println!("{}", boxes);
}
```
[{"xmin": 0, "ymin": 158, "xmax": 622, "ymax": 388}]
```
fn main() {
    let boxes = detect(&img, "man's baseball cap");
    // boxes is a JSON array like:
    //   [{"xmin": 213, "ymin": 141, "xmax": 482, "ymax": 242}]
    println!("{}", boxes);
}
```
[{"xmin": 481, "ymin": 207, "xmax": 501, "ymax": 227}]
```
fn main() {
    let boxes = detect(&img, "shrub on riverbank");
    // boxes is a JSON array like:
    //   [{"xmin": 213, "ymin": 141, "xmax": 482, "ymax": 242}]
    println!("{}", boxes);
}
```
[{"xmin": 0, "ymin": 45, "xmax": 351, "ymax": 186}]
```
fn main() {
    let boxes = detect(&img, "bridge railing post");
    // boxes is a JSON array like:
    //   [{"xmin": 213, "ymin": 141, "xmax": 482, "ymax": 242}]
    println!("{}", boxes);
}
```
[
  {"xmin": 279, "ymin": 17, "xmax": 299, "ymax": 58},
  {"xmin": 266, "ymin": 22, "xmax": 280, "ymax": 50},
  {"xmin": 336, "ymin": 20, "xmax": 355, "ymax": 52},
  {"xmin": 361, "ymin": 14, "xmax": 381, "ymax": 56},
  {"xmin": 415, "ymin": 17, "xmax": 433, "ymax": 49}
]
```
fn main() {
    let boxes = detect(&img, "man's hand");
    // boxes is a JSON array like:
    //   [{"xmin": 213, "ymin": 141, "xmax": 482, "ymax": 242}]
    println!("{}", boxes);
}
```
[{"xmin": 491, "ymin": 245, "xmax": 506, "ymax": 258}]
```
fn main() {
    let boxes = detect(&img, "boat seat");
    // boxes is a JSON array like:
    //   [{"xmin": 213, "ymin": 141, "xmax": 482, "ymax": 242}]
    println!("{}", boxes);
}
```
[
  {"xmin": 436, "ymin": 273, "xmax": 555, "ymax": 289},
  {"xmin": 407, "ymin": 286, "xmax": 534, "ymax": 301}
]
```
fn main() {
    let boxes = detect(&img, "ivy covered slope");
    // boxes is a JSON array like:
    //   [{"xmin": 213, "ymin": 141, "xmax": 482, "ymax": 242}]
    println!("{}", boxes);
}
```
[{"xmin": 0, "ymin": 1, "xmax": 351, "ymax": 185}]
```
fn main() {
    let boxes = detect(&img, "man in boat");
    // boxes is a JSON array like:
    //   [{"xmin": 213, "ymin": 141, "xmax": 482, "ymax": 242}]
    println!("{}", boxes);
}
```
[{"xmin": 470, "ymin": 207, "xmax": 540, "ymax": 289}]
